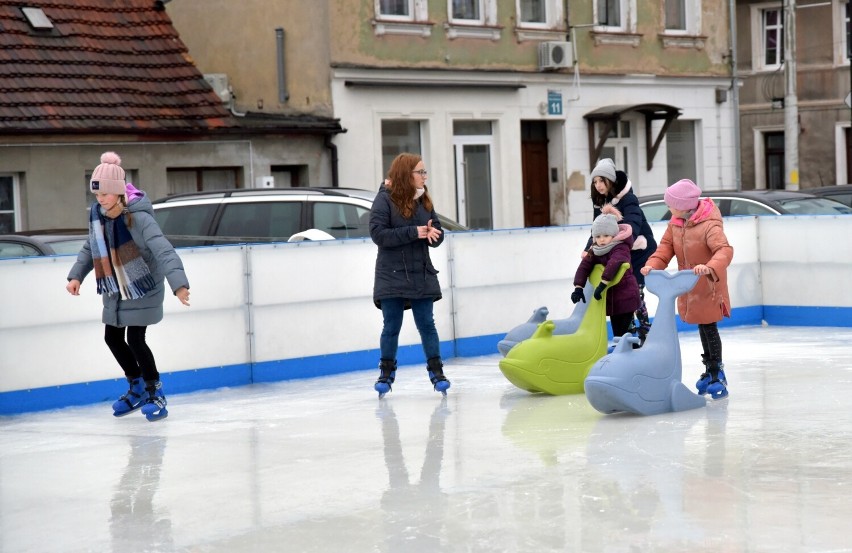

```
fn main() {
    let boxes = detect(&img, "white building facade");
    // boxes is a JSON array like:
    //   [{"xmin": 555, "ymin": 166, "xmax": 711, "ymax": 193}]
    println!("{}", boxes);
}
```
[{"xmin": 331, "ymin": 67, "xmax": 738, "ymax": 228}]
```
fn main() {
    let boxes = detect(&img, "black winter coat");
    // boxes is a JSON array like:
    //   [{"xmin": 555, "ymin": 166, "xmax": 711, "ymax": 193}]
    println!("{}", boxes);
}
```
[
  {"xmin": 370, "ymin": 186, "xmax": 443, "ymax": 308},
  {"xmin": 585, "ymin": 182, "xmax": 657, "ymax": 282}
]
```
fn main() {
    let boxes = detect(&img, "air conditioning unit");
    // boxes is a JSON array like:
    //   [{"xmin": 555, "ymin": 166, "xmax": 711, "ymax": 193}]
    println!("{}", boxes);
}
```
[{"xmin": 538, "ymin": 41, "xmax": 573, "ymax": 71}]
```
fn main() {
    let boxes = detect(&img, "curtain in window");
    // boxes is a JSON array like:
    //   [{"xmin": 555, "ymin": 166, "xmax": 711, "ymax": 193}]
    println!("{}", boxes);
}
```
[
  {"xmin": 665, "ymin": 0, "xmax": 686, "ymax": 30},
  {"xmin": 452, "ymin": 0, "xmax": 480, "ymax": 20},
  {"xmin": 597, "ymin": 0, "xmax": 620, "ymax": 27},
  {"xmin": 380, "ymin": 0, "xmax": 410, "ymax": 17},
  {"xmin": 520, "ymin": 0, "xmax": 545, "ymax": 24}
]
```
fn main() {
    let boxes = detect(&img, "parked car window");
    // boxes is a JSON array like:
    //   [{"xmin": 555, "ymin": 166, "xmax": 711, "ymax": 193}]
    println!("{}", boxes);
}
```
[
  {"xmin": 728, "ymin": 199, "xmax": 777, "ymax": 216},
  {"xmin": 0, "ymin": 241, "xmax": 40, "ymax": 258},
  {"xmin": 215, "ymin": 202, "xmax": 303, "ymax": 243},
  {"xmin": 0, "ymin": 233, "xmax": 87, "ymax": 259},
  {"xmin": 151, "ymin": 187, "xmax": 468, "ymax": 247},
  {"xmin": 776, "ymin": 197, "xmax": 852, "ymax": 215},
  {"xmin": 312, "ymin": 202, "xmax": 371, "ymax": 239},
  {"xmin": 807, "ymin": 186, "xmax": 852, "ymax": 208},
  {"xmin": 639, "ymin": 200, "xmax": 672, "ymax": 222},
  {"xmin": 154, "ymin": 204, "xmax": 216, "ymax": 246},
  {"xmin": 825, "ymin": 192, "xmax": 852, "ymax": 207},
  {"xmin": 48, "ymin": 239, "xmax": 87, "ymax": 255}
]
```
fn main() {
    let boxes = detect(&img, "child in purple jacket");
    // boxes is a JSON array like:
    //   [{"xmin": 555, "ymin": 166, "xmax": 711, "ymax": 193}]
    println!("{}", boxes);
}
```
[{"xmin": 571, "ymin": 213, "xmax": 642, "ymax": 343}]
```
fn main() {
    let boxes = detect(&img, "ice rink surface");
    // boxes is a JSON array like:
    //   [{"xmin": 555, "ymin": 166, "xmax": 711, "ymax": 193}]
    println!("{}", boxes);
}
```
[{"xmin": 2, "ymin": 325, "xmax": 852, "ymax": 553}]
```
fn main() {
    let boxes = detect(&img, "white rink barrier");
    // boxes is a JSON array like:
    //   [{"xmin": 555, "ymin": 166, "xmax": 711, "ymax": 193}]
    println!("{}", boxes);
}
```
[{"xmin": 1, "ymin": 215, "xmax": 850, "ymax": 414}]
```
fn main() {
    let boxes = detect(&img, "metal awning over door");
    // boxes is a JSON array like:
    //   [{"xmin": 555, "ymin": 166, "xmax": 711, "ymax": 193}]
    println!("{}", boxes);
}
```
[{"xmin": 583, "ymin": 104, "xmax": 681, "ymax": 171}]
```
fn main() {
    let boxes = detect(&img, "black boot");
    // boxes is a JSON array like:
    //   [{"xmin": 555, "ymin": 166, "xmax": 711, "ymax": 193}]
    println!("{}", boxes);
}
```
[
  {"xmin": 374, "ymin": 359, "xmax": 397, "ymax": 398},
  {"xmin": 427, "ymin": 357, "xmax": 450, "ymax": 395},
  {"xmin": 705, "ymin": 358, "xmax": 728, "ymax": 400},
  {"xmin": 696, "ymin": 354, "xmax": 712, "ymax": 395}
]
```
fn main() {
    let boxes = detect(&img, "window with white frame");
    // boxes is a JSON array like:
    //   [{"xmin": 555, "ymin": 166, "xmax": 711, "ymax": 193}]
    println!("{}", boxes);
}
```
[
  {"xmin": 597, "ymin": 0, "xmax": 621, "ymax": 27},
  {"xmin": 665, "ymin": 0, "xmax": 686, "ymax": 31},
  {"xmin": 451, "ymin": 0, "xmax": 483, "ymax": 22},
  {"xmin": 593, "ymin": 0, "xmax": 637, "ymax": 33},
  {"xmin": 0, "ymin": 175, "xmax": 18, "ymax": 233},
  {"xmin": 378, "ymin": 0, "xmax": 412, "ymax": 19},
  {"xmin": 661, "ymin": 0, "xmax": 702, "ymax": 46},
  {"xmin": 448, "ymin": 0, "xmax": 497, "ymax": 25},
  {"xmin": 446, "ymin": 0, "xmax": 498, "ymax": 38},
  {"xmin": 381, "ymin": 120, "xmax": 423, "ymax": 174},
  {"xmin": 847, "ymin": 0, "xmax": 851, "ymax": 59},
  {"xmin": 842, "ymin": 0, "xmax": 852, "ymax": 61},
  {"xmin": 830, "ymin": 0, "xmax": 850, "ymax": 63},
  {"xmin": 665, "ymin": 0, "xmax": 701, "ymax": 35},
  {"xmin": 373, "ymin": 0, "xmax": 430, "ymax": 35},
  {"xmin": 519, "ymin": 0, "xmax": 545, "ymax": 24},
  {"xmin": 516, "ymin": 0, "xmax": 563, "ymax": 29},
  {"xmin": 751, "ymin": 3, "xmax": 784, "ymax": 70},
  {"xmin": 376, "ymin": 0, "xmax": 427, "ymax": 20}
]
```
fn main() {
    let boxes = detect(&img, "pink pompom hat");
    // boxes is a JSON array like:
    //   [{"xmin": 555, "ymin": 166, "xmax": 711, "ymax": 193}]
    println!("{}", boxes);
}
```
[{"xmin": 89, "ymin": 152, "xmax": 126, "ymax": 195}]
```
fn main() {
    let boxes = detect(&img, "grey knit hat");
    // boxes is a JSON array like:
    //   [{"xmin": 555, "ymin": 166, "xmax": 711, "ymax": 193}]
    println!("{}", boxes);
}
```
[
  {"xmin": 591, "ymin": 213, "xmax": 619, "ymax": 238},
  {"xmin": 590, "ymin": 158, "xmax": 617, "ymax": 183}
]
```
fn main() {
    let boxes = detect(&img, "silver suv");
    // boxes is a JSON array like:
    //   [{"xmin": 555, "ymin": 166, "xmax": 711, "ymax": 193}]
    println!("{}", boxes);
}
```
[{"xmin": 151, "ymin": 187, "xmax": 466, "ymax": 247}]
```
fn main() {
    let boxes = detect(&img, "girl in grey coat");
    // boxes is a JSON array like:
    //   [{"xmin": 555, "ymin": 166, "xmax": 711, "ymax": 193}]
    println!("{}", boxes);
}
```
[
  {"xmin": 369, "ymin": 153, "xmax": 450, "ymax": 398},
  {"xmin": 67, "ymin": 152, "xmax": 189, "ymax": 421}
]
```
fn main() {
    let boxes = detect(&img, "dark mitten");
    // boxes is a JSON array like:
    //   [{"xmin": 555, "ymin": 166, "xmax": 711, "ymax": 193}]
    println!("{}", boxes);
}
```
[
  {"xmin": 571, "ymin": 287, "xmax": 586, "ymax": 304},
  {"xmin": 593, "ymin": 282, "xmax": 608, "ymax": 301},
  {"xmin": 615, "ymin": 170, "xmax": 628, "ymax": 188}
]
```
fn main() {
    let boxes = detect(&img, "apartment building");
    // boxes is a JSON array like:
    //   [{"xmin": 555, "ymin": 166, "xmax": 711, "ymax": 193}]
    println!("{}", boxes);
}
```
[
  {"xmin": 735, "ymin": 0, "xmax": 852, "ymax": 190},
  {"xmin": 166, "ymin": 0, "xmax": 738, "ymax": 228}
]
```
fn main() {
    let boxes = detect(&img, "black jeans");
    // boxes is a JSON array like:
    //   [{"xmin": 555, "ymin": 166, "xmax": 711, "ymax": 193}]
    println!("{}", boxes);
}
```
[
  {"xmin": 104, "ymin": 325, "xmax": 159, "ymax": 382},
  {"xmin": 610, "ymin": 312, "xmax": 635, "ymax": 340}
]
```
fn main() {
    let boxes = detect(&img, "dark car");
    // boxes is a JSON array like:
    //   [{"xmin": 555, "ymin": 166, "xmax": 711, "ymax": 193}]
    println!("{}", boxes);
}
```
[
  {"xmin": 638, "ymin": 189, "xmax": 852, "ymax": 222},
  {"xmin": 806, "ymin": 184, "xmax": 852, "ymax": 208},
  {"xmin": 151, "ymin": 187, "xmax": 468, "ymax": 247},
  {"xmin": 0, "ymin": 230, "xmax": 88, "ymax": 259}
]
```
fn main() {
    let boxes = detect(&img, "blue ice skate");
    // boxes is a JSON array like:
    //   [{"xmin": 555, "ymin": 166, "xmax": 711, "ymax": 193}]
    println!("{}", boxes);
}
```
[
  {"xmin": 141, "ymin": 380, "xmax": 168, "ymax": 421},
  {"xmin": 112, "ymin": 377, "xmax": 148, "ymax": 417},
  {"xmin": 427, "ymin": 357, "xmax": 450, "ymax": 396},
  {"xmin": 374, "ymin": 360, "xmax": 397, "ymax": 399}
]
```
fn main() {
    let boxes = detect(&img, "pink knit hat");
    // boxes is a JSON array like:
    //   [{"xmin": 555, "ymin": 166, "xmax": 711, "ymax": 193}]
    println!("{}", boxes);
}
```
[
  {"xmin": 664, "ymin": 179, "xmax": 701, "ymax": 211},
  {"xmin": 89, "ymin": 152, "xmax": 126, "ymax": 195}
]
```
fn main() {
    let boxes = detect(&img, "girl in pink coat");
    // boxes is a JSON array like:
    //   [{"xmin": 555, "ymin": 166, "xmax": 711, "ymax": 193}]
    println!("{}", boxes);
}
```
[{"xmin": 640, "ymin": 179, "xmax": 734, "ymax": 399}]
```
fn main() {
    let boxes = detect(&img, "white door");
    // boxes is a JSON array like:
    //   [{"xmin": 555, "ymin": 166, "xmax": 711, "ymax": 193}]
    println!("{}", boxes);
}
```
[{"xmin": 453, "ymin": 121, "xmax": 495, "ymax": 230}]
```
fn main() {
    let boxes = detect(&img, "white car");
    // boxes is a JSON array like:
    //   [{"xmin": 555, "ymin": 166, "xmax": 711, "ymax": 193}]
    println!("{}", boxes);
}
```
[{"xmin": 151, "ymin": 187, "xmax": 467, "ymax": 247}]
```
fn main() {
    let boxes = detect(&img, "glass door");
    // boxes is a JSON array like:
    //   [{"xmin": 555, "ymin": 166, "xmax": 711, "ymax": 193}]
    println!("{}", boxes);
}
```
[{"xmin": 453, "ymin": 121, "xmax": 494, "ymax": 229}]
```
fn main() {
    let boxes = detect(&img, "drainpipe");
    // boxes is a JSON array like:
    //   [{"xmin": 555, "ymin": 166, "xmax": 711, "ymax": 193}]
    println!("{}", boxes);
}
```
[
  {"xmin": 324, "ymin": 134, "xmax": 339, "ymax": 188},
  {"xmin": 276, "ymin": 28, "xmax": 290, "ymax": 104},
  {"xmin": 729, "ymin": 0, "xmax": 742, "ymax": 191}
]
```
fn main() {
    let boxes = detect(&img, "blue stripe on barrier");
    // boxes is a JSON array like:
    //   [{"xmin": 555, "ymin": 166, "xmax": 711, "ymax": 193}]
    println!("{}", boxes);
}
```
[
  {"xmin": 763, "ymin": 305, "xmax": 852, "ymax": 327},
  {"xmin": 0, "ymin": 364, "xmax": 252, "ymax": 417},
  {"xmin": 2, "ymin": 305, "xmax": 849, "ymax": 416}
]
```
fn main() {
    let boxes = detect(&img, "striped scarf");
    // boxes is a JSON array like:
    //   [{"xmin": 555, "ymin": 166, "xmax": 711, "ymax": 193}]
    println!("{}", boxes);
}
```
[{"xmin": 89, "ymin": 203, "xmax": 156, "ymax": 300}]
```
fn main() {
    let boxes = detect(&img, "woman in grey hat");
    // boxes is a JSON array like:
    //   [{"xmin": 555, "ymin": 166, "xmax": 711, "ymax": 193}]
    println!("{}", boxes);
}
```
[{"xmin": 585, "ymin": 158, "xmax": 657, "ymax": 344}]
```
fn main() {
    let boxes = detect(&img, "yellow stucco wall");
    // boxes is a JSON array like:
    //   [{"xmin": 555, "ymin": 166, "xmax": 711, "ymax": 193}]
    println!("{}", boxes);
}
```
[{"xmin": 166, "ymin": 0, "xmax": 333, "ymax": 115}]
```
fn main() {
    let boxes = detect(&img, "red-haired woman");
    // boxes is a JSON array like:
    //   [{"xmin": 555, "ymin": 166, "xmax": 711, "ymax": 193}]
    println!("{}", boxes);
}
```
[{"xmin": 369, "ymin": 153, "xmax": 450, "ymax": 397}]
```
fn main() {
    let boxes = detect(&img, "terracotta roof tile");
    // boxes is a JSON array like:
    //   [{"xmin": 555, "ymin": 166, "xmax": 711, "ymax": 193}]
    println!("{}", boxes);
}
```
[{"xmin": 0, "ymin": 0, "xmax": 238, "ymax": 134}]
